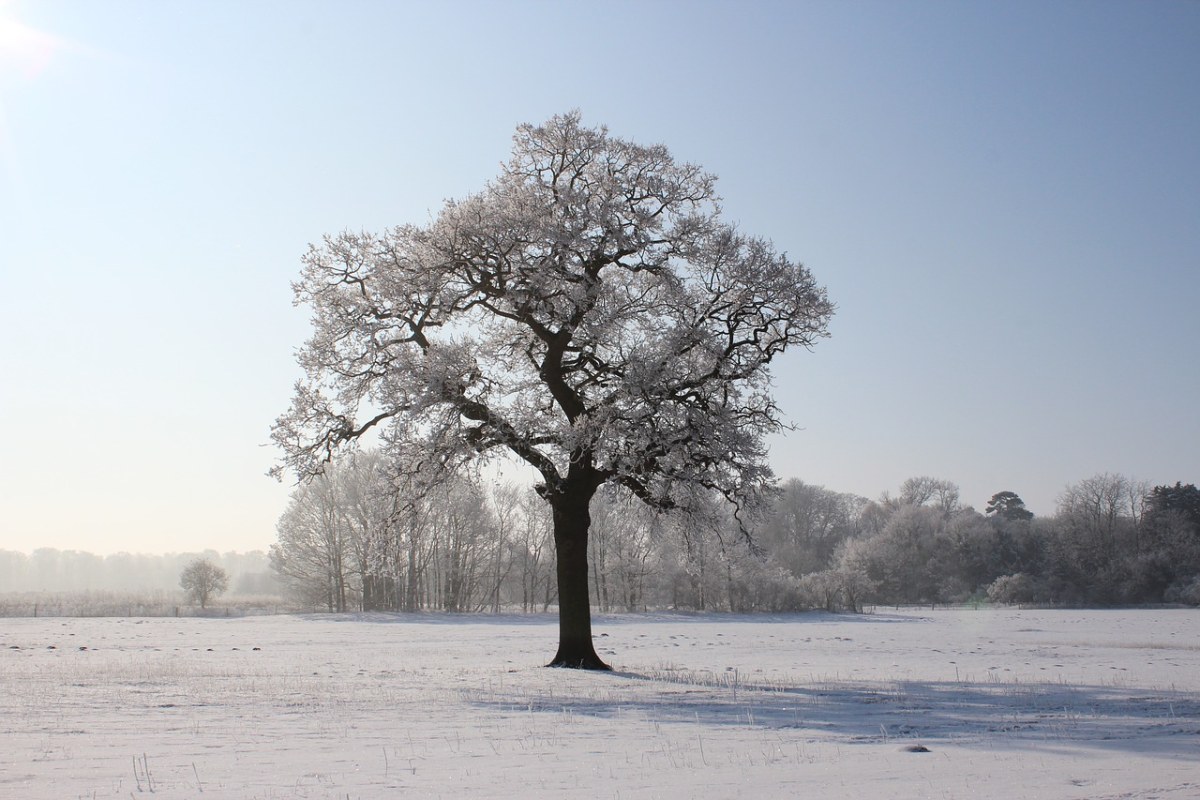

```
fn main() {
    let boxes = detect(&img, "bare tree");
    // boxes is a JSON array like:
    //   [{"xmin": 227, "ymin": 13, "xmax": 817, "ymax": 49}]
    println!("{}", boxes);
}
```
[
  {"xmin": 430, "ymin": 478, "xmax": 490, "ymax": 612},
  {"xmin": 758, "ymin": 479, "xmax": 866, "ymax": 575},
  {"xmin": 512, "ymin": 487, "xmax": 554, "ymax": 612},
  {"xmin": 272, "ymin": 472, "xmax": 352, "ymax": 610},
  {"xmin": 590, "ymin": 485, "xmax": 658, "ymax": 612},
  {"xmin": 483, "ymin": 482, "xmax": 522, "ymax": 613},
  {"xmin": 334, "ymin": 451, "xmax": 394, "ymax": 610},
  {"xmin": 273, "ymin": 113, "xmax": 832, "ymax": 668},
  {"xmin": 1057, "ymin": 473, "xmax": 1135, "ymax": 568},
  {"xmin": 180, "ymin": 559, "xmax": 228, "ymax": 609},
  {"xmin": 899, "ymin": 476, "xmax": 961, "ymax": 514}
]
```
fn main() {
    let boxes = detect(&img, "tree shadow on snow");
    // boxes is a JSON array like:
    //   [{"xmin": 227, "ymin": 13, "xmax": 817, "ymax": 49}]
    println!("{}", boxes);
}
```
[{"xmin": 470, "ymin": 671, "xmax": 1200, "ymax": 756}]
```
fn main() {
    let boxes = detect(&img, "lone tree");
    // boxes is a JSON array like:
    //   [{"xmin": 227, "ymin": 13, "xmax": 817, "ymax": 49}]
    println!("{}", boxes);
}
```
[
  {"xmin": 180, "ymin": 559, "xmax": 229, "ymax": 609},
  {"xmin": 272, "ymin": 113, "xmax": 833, "ymax": 668},
  {"xmin": 985, "ymin": 491, "xmax": 1034, "ymax": 522}
]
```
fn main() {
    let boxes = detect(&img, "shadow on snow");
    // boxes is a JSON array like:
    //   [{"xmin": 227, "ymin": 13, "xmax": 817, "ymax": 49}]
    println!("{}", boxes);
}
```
[
  {"xmin": 469, "ymin": 671, "xmax": 1200, "ymax": 756},
  {"xmin": 290, "ymin": 610, "xmax": 1197, "ymax": 756}
]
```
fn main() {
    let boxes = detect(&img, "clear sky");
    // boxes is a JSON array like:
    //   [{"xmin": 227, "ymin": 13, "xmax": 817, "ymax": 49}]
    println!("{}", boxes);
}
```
[{"xmin": 1, "ymin": 0, "xmax": 1196, "ymax": 556}]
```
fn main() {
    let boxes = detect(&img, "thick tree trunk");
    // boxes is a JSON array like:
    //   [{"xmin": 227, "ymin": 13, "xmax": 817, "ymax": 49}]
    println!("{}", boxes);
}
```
[{"xmin": 548, "ymin": 482, "xmax": 610, "ymax": 670}]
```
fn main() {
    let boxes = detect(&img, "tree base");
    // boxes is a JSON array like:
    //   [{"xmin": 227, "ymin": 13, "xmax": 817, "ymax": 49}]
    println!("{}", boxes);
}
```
[{"xmin": 547, "ymin": 651, "xmax": 613, "ymax": 670}]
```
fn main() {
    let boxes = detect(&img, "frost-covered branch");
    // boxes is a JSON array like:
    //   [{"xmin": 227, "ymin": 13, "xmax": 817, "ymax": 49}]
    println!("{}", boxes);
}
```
[{"xmin": 273, "ymin": 109, "xmax": 832, "ymax": 537}]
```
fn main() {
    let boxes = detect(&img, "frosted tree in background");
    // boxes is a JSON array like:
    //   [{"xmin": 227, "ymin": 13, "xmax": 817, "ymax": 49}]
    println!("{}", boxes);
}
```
[
  {"xmin": 271, "ymin": 466, "xmax": 361, "ymax": 611},
  {"xmin": 272, "ymin": 112, "xmax": 833, "ymax": 668},
  {"xmin": 180, "ymin": 559, "xmax": 228, "ymax": 609}
]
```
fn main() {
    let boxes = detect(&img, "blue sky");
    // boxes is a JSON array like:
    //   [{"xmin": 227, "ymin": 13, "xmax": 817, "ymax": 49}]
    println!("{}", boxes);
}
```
[{"xmin": 1, "ymin": 0, "xmax": 1196, "ymax": 555}]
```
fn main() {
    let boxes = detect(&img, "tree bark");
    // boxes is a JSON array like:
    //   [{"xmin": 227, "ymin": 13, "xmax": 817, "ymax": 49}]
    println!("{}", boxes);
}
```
[{"xmin": 548, "ymin": 481, "xmax": 610, "ymax": 670}]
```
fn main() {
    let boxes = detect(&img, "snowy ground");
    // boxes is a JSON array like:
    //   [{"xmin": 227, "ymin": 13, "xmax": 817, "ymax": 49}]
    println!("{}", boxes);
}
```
[{"xmin": 1, "ymin": 608, "xmax": 1197, "ymax": 799}]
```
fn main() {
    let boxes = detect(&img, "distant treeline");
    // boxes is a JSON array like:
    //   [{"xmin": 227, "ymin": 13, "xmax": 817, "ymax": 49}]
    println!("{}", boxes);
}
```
[
  {"xmin": 0, "ymin": 549, "xmax": 278, "ymax": 596},
  {"xmin": 270, "ymin": 452, "xmax": 1200, "ymax": 613},
  {"xmin": 7, "ymin": 473, "xmax": 1196, "ymax": 615}
]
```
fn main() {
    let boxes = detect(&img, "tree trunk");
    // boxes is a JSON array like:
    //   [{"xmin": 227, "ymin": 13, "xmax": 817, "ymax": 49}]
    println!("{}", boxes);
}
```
[
  {"xmin": 548, "ymin": 481, "xmax": 610, "ymax": 670},
  {"xmin": 405, "ymin": 540, "xmax": 418, "ymax": 611}
]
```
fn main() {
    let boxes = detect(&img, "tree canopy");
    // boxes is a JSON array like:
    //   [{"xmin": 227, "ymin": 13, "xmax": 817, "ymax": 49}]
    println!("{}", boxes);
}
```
[
  {"xmin": 1146, "ymin": 482, "xmax": 1200, "ymax": 529},
  {"xmin": 273, "ymin": 112, "xmax": 833, "ymax": 667},
  {"xmin": 986, "ymin": 491, "xmax": 1034, "ymax": 522},
  {"xmin": 180, "ymin": 558, "xmax": 229, "ymax": 609}
]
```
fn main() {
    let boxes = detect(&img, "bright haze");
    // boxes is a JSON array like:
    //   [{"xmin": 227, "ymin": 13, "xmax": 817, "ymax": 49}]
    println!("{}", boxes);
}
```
[{"xmin": 1, "ymin": 1, "xmax": 1196, "ymax": 556}]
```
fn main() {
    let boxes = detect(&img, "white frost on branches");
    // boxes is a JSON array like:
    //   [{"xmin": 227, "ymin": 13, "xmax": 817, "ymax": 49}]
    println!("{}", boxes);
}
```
[{"xmin": 273, "ymin": 112, "xmax": 832, "ymax": 522}]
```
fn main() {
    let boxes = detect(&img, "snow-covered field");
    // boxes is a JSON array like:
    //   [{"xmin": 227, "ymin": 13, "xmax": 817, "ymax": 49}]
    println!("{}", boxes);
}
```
[{"xmin": 2, "ymin": 609, "xmax": 1197, "ymax": 799}]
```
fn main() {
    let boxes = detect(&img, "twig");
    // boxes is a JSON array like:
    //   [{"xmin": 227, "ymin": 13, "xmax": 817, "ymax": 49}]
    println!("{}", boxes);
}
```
[{"xmin": 132, "ymin": 754, "xmax": 155, "ymax": 793}]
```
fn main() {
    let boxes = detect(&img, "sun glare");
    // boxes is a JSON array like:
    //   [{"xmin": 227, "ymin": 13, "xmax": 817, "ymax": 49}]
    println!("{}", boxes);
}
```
[
  {"xmin": 0, "ymin": 2, "xmax": 67, "ymax": 185},
  {"xmin": 0, "ymin": 8, "xmax": 62, "ymax": 80}
]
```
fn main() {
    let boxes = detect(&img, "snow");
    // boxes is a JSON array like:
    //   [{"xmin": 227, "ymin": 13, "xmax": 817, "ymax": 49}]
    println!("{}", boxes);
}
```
[{"xmin": 2, "ymin": 608, "xmax": 1197, "ymax": 799}]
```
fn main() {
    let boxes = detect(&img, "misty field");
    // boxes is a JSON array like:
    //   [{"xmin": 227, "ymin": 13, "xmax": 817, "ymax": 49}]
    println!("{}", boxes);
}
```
[{"xmin": 2, "ymin": 609, "xmax": 1198, "ymax": 799}]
